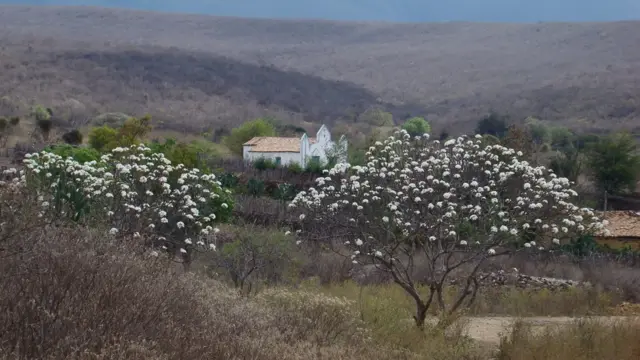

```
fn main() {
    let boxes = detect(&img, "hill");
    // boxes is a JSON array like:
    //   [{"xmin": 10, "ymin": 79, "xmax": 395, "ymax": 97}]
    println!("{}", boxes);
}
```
[
  {"xmin": 1, "ymin": 5, "xmax": 640, "ymax": 134},
  {"xmin": 4, "ymin": 0, "xmax": 640, "ymax": 22}
]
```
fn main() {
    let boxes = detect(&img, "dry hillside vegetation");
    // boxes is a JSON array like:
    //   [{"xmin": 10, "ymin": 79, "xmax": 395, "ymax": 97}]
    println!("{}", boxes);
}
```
[{"xmin": 1, "ymin": 5, "xmax": 640, "ymax": 133}]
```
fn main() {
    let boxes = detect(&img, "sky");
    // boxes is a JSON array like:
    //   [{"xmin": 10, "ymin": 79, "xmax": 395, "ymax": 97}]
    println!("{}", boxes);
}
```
[{"xmin": 3, "ymin": 0, "xmax": 640, "ymax": 22}]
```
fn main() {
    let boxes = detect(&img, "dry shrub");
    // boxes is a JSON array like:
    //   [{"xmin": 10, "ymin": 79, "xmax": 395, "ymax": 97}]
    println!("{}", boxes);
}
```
[
  {"xmin": 0, "ymin": 227, "xmax": 224, "ymax": 359},
  {"xmin": 497, "ymin": 318, "xmax": 640, "ymax": 360},
  {"xmin": 0, "ymin": 204, "xmax": 459, "ymax": 359},
  {"xmin": 299, "ymin": 249, "xmax": 353, "ymax": 284},
  {"xmin": 255, "ymin": 288, "xmax": 369, "ymax": 346}
]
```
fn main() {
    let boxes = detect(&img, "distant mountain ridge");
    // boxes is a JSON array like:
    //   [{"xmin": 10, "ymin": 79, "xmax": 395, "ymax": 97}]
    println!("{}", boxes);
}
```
[
  {"xmin": 0, "ymin": 5, "xmax": 639, "ymax": 134},
  {"xmin": 2, "ymin": 0, "xmax": 640, "ymax": 22}
]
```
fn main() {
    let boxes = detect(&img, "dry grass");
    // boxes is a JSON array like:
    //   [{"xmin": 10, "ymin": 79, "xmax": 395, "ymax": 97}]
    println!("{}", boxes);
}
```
[
  {"xmin": 1, "ymin": 5, "xmax": 640, "ymax": 135},
  {"xmin": 497, "ymin": 318, "xmax": 640, "ymax": 360},
  {"xmin": 315, "ymin": 280, "xmax": 620, "ymax": 319}
]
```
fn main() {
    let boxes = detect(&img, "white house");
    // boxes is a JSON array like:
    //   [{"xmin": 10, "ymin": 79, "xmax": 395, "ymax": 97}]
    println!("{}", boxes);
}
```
[{"xmin": 242, "ymin": 125, "xmax": 347, "ymax": 167}]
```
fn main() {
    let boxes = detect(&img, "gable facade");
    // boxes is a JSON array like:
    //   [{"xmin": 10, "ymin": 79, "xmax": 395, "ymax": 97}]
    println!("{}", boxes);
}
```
[{"xmin": 242, "ymin": 125, "xmax": 347, "ymax": 167}]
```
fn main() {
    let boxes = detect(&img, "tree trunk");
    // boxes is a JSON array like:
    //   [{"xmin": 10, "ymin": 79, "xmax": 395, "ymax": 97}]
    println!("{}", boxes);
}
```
[{"xmin": 413, "ymin": 301, "xmax": 429, "ymax": 328}]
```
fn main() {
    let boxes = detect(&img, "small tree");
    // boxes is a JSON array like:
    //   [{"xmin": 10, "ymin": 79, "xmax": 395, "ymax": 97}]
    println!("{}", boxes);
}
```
[
  {"xmin": 61, "ymin": 129, "xmax": 83, "ymax": 145},
  {"xmin": 401, "ymin": 117, "xmax": 431, "ymax": 137},
  {"xmin": 524, "ymin": 117, "xmax": 550, "ymax": 147},
  {"xmin": 549, "ymin": 149, "xmax": 583, "ymax": 184},
  {"xmin": 212, "ymin": 224, "xmax": 295, "ymax": 294},
  {"xmin": 223, "ymin": 118, "xmax": 277, "ymax": 156},
  {"xmin": 119, "ymin": 114, "xmax": 152, "ymax": 146},
  {"xmin": 587, "ymin": 132, "xmax": 640, "ymax": 195},
  {"xmin": 290, "ymin": 130, "xmax": 605, "ymax": 328},
  {"xmin": 88, "ymin": 125, "xmax": 119, "ymax": 152},
  {"xmin": 359, "ymin": 108, "xmax": 394, "ymax": 127},
  {"xmin": 475, "ymin": 112, "xmax": 508, "ymax": 138}
]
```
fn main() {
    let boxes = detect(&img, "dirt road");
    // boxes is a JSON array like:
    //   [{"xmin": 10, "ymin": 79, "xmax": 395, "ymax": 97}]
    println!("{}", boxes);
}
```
[{"xmin": 463, "ymin": 316, "xmax": 640, "ymax": 344}]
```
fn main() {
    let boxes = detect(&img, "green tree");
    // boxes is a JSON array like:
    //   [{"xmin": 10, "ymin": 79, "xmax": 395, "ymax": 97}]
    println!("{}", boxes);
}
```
[
  {"xmin": 88, "ymin": 125, "xmax": 119, "ymax": 152},
  {"xmin": 401, "ymin": 116, "xmax": 431, "ymax": 137},
  {"xmin": 549, "ymin": 149, "xmax": 583, "ymax": 183},
  {"xmin": 475, "ymin": 112, "xmax": 508, "ymax": 138},
  {"xmin": 524, "ymin": 117, "xmax": 550, "ymax": 146},
  {"xmin": 587, "ymin": 132, "xmax": 640, "ymax": 195},
  {"xmin": 359, "ymin": 108, "xmax": 394, "ymax": 127},
  {"xmin": 118, "ymin": 114, "xmax": 152, "ymax": 146},
  {"xmin": 549, "ymin": 126, "xmax": 575, "ymax": 151},
  {"xmin": 223, "ymin": 118, "xmax": 277, "ymax": 156}
]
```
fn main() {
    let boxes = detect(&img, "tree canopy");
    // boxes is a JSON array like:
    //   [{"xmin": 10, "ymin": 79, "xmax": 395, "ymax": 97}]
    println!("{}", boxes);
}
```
[{"xmin": 223, "ymin": 118, "xmax": 277, "ymax": 156}]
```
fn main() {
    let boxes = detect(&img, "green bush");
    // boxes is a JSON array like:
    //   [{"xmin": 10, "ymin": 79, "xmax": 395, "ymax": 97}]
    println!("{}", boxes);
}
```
[
  {"xmin": 247, "ymin": 178, "xmax": 265, "ymax": 197},
  {"xmin": 45, "ymin": 144, "xmax": 101, "ymax": 164},
  {"xmin": 147, "ymin": 138, "xmax": 217, "ymax": 172},
  {"xmin": 305, "ymin": 158, "xmax": 325, "ymax": 175},
  {"xmin": 223, "ymin": 118, "xmax": 277, "ymax": 156},
  {"xmin": 219, "ymin": 172, "xmax": 239, "ymax": 189},
  {"xmin": 88, "ymin": 125, "xmax": 119, "ymax": 152},
  {"xmin": 273, "ymin": 183, "xmax": 297, "ymax": 202},
  {"xmin": 287, "ymin": 162, "xmax": 303, "ymax": 174},
  {"xmin": 401, "ymin": 116, "xmax": 431, "ymax": 137},
  {"xmin": 254, "ymin": 157, "xmax": 277, "ymax": 171}
]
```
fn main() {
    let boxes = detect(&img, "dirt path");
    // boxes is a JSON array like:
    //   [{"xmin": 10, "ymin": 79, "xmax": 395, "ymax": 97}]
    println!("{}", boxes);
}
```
[{"xmin": 463, "ymin": 316, "xmax": 640, "ymax": 344}]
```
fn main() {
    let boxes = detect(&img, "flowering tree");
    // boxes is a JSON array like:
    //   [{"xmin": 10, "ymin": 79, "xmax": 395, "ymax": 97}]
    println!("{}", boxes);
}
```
[
  {"xmin": 10, "ymin": 144, "xmax": 232, "ymax": 267},
  {"xmin": 289, "ymin": 130, "xmax": 607, "ymax": 327}
]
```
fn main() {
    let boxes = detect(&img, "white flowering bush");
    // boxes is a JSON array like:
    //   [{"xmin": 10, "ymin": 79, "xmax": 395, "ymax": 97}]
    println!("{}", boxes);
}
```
[
  {"xmin": 290, "ymin": 130, "xmax": 607, "ymax": 327},
  {"xmin": 5, "ymin": 144, "xmax": 233, "ymax": 264}
]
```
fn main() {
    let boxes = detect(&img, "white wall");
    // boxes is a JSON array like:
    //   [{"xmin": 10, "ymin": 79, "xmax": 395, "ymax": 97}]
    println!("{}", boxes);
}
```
[{"xmin": 244, "ymin": 151, "xmax": 302, "ymax": 167}]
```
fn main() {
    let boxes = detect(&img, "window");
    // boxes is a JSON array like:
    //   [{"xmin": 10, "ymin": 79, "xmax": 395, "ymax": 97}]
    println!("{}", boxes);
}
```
[
  {"xmin": 275, "ymin": 157, "xmax": 282, "ymax": 166},
  {"xmin": 312, "ymin": 156, "xmax": 320, "ymax": 163}
]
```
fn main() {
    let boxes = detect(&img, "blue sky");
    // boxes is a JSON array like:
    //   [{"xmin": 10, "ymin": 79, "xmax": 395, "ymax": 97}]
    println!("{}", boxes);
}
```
[{"xmin": 3, "ymin": 0, "xmax": 640, "ymax": 22}]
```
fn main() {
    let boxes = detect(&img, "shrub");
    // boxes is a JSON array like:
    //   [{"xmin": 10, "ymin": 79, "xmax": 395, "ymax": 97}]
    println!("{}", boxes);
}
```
[
  {"xmin": 10, "ymin": 144, "xmax": 233, "ymax": 266},
  {"xmin": 273, "ymin": 182, "xmax": 297, "ymax": 202},
  {"xmin": 256, "ymin": 288, "xmax": 368, "ymax": 346},
  {"xmin": 147, "ymin": 138, "xmax": 217, "ymax": 172},
  {"xmin": 88, "ymin": 125, "xmax": 119, "ymax": 152},
  {"xmin": 287, "ymin": 162, "xmax": 304, "ymax": 174},
  {"xmin": 219, "ymin": 172, "xmax": 239, "ymax": 189},
  {"xmin": 254, "ymin": 157, "xmax": 277, "ymax": 170},
  {"xmin": 61, "ymin": 129, "xmax": 84, "ymax": 145},
  {"xmin": 291, "ymin": 130, "xmax": 606, "ymax": 327},
  {"xmin": 247, "ymin": 178, "xmax": 266, "ymax": 197},
  {"xmin": 45, "ymin": 144, "xmax": 101, "ymax": 163},
  {"xmin": 402, "ymin": 116, "xmax": 431, "ymax": 137},
  {"xmin": 304, "ymin": 158, "xmax": 324, "ymax": 175},
  {"xmin": 211, "ymin": 225, "xmax": 298, "ymax": 293},
  {"xmin": 475, "ymin": 112, "xmax": 508, "ymax": 138}
]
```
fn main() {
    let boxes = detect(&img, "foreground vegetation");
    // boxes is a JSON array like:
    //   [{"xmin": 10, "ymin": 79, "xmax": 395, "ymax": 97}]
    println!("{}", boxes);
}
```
[{"xmin": 2, "ymin": 101, "xmax": 640, "ymax": 358}]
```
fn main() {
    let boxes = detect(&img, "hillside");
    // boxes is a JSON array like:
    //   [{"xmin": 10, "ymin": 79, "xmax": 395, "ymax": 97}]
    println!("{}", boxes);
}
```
[{"xmin": 1, "ymin": 5, "xmax": 640, "ymax": 134}]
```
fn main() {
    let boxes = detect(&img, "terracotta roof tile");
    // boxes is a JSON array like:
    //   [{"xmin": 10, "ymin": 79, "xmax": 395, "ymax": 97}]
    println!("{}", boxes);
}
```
[
  {"xmin": 598, "ymin": 211, "xmax": 640, "ymax": 238},
  {"xmin": 243, "ymin": 137, "xmax": 301, "ymax": 153}
]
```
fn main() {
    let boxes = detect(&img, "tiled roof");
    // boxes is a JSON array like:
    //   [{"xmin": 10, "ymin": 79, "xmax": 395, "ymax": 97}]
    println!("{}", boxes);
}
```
[
  {"xmin": 243, "ymin": 137, "xmax": 301, "ymax": 153},
  {"xmin": 598, "ymin": 211, "xmax": 640, "ymax": 238}
]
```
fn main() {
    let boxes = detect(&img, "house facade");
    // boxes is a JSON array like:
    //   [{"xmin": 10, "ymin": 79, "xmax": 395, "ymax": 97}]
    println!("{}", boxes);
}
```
[
  {"xmin": 595, "ymin": 211, "xmax": 640, "ymax": 251},
  {"xmin": 242, "ymin": 125, "xmax": 347, "ymax": 167}
]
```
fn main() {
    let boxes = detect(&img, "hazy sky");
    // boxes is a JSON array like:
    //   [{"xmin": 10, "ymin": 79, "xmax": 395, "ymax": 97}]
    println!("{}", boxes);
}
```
[{"xmin": 4, "ymin": 0, "xmax": 640, "ymax": 22}]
